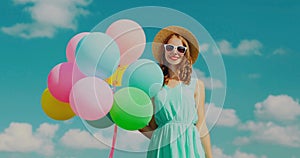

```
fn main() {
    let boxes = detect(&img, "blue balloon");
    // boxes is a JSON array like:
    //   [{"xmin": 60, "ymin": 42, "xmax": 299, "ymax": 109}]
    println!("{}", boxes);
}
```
[
  {"xmin": 122, "ymin": 59, "xmax": 163, "ymax": 97},
  {"xmin": 76, "ymin": 32, "xmax": 120, "ymax": 79}
]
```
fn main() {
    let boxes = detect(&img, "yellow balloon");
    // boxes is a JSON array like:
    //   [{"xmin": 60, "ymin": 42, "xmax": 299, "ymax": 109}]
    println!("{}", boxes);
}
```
[
  {"xmin": 41, "ymin": 88, "xmax": 75, "ymax": 120},
  {"xmin": 105, "ymin": 65, "xmax": 128, "ymax": 86}
]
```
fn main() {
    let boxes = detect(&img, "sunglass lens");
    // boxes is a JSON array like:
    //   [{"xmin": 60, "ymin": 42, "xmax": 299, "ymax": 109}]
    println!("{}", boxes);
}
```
[
  {"xmin": 177, "ymin": 46, "xmax": 186, "ymax": 53},
  {"xmin": 165, "ymin": 45, "xmax": 174, "ymax": 51}
]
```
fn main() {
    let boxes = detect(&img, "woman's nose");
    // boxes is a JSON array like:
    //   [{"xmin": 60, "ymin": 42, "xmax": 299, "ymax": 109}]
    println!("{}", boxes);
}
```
[{"xmin": 172, "ymin": 49, "xmax": 181, "ymax": 56}]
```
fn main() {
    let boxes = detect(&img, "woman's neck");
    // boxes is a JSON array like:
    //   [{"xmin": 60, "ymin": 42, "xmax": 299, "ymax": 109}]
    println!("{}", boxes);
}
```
[{"xmin": 168, "ymin": 64, "xmax": 180, "ymax": 80}]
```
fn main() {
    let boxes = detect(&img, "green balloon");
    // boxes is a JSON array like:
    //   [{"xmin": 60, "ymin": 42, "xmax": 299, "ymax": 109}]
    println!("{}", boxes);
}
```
[
  {"xmin": 122, "ymin": 59, "xmax": 163, "ymax": 98},
  {"xmin": 110, "ymin": 87, "xmax": 153, "ymax": 130},
  {"xmin": 86, "ymin": 113, "xmax": 114, "ymax": 129}
]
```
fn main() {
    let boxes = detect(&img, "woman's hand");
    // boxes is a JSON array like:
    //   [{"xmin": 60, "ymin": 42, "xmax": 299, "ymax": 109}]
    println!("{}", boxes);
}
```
[
  {"xmin": 138, "ymin": 114, "xmax": 157, "ymax": 139},
  {"xmin": 138, "ymin": 125, "xmax": 154, "ymax": 139}
]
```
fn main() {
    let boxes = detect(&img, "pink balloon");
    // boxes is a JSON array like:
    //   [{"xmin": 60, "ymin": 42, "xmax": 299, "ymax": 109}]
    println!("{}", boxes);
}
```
[
  {"xmin": 47, "ymin": 62, "xmax": 85, "ymax": 103},
  {"xmin": 106, "ymin": 19, "xmax": 146, "ymax": 66},
  {"xmin": 69, "ymin": 77, "xmax": 114, "ymax": 121},
  {"xmin": 66, "ymin": 32, "xmax": 90, "ymax": 62}
]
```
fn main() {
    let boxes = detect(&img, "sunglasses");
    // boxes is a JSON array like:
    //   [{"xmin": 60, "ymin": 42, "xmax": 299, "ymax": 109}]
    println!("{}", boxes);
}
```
[{"xmin": 164, "ymin": 44, "xmax": 187, "ymax": 54}]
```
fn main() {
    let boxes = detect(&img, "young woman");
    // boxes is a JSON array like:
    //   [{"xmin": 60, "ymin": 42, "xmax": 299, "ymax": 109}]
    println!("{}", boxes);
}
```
[{"xmin": 139, "ymin": 26, "xmax": 213, "ymax": 158}]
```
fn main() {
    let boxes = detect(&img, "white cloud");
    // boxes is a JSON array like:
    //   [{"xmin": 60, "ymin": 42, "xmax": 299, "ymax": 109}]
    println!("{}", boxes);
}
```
[
  {"xmin": 60, "ymin": 129, "xmax": 109, "ymax": 150},
  {"xmin": 114, "ymin": 129, "xmax": 149, "ymax": 151},
  {"xmin": 217, "ymin": 40, "xmax": 232, "ymax": 55},
  {"xmin": 248, "ymin": 73, "xmax": 261, "ymax": 79},
  {"xmin": 233, "ymin": 150, "xmax": 262, "ymax": 158},
  {"xmin": 217, "ymin": 39, "xmax": 263, "ymax": 56},
  {"xmin": 254, "ymin": 95, "xmax": 300, "ymax": 122},
  {"xmin": 273, "ymin": 48, "xmax": 287, "ymax": 55},
  {"xmin": 233, "ymin": 136, "xmax": 251, "ymax": 145},
  {"xmin": 205, "ymin": 103, "xmax": 240, "ymax": 127},
  {"xmin": 212, "ymin": 146, "xmax": 231, "ymax": 158},
  {"xmin": 0, "ymin": 122, "xmax": 58, "ymax": 156},
  {"xmin": 2, "ymin": 0, "xmax": 92, "ymax": 39},
  {"xmin": 193, "ymin": 68, "xmax": 224, "ymax": 90},
  {"xmin": 200, "ymin": 43, "xmax": 210, "ymax": 53},
  {"xmin": 37, "ymin": 123, "xmax": 59, "ymax": 138},
  {"xmin": 233, "ymin": 95, "xmax": 300, "ymax": 148},
  {"xmin": 60, "ymin": 124, "xmax": 148, "ymax": 152},
  {"xmin": 212, "ymin": 146, "xmax": 266, "ymax": 158},
  {"xmin": 237, "ymin": 121, "xmax": 300, "ymax": 147}
]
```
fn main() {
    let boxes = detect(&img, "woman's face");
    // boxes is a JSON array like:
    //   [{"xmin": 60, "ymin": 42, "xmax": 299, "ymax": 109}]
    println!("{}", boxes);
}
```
[{"xmin": 164, "ymin": 36, "xmax": 186, "ymax": 65}]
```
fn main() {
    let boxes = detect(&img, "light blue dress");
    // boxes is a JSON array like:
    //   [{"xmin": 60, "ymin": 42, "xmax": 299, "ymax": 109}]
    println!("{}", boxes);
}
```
[{"xmin": 147, "ymin": 77, "xmax": 206, "ymax": 158}]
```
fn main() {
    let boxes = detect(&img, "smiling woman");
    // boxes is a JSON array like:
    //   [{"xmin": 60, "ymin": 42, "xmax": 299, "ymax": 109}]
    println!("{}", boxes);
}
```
[{"xmin": 139, "ymin": 26, "xmax": 213, "ymax": 158}]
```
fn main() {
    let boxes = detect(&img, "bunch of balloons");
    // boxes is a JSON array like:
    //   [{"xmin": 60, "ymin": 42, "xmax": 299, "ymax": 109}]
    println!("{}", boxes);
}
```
[{"xmin": 41, "ymin": 19, "xmax": 164, "ymax": 131}]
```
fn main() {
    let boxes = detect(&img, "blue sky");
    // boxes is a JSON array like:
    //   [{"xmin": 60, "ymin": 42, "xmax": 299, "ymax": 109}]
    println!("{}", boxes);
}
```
[{"xmin": 1, "ymin": 0, "xmax": 300, "ymax": 158}]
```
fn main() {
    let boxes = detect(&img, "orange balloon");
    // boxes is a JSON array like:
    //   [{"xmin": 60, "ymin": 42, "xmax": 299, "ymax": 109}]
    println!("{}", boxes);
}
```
[
  {"xmin": 41, "ymin": 88, "xmax": 75, "ymax": 120},
  {"xmin": 105, "ymin": 65, "xmax": 128, "ymax": 86}
]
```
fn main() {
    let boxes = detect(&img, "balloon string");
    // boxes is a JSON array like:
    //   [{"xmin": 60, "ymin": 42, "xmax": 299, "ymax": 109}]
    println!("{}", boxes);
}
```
[
  {"xmin": 109, "ymin": 65, "xmax": 120, "ymax": 158},
  {"xmin": 109, "ymin": 124, "xmax": 118, "ymax": 158}
]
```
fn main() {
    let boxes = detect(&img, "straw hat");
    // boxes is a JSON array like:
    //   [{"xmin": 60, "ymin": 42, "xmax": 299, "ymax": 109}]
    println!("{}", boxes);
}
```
[{"xmin": 152, "ymin": 26, "xmax": 199, "ymax": 64}]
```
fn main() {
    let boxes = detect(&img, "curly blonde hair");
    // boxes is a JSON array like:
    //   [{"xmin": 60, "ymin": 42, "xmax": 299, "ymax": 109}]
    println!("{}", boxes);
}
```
[{"xmin": 160, "ymin": 34, "xmax": 192, "ymax": 86}]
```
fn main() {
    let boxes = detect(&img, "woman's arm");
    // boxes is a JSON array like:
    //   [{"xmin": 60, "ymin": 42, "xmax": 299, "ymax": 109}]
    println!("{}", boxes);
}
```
[
  {"xmin": 138, "ymin": 98, "xmax": 158, "ymax": 139},
  {"xmin": 195, "ymin": 79, "xmax": 213, "ymax": 158},
  {"xmin": 139, "ymin": 115, "xmax": 157, "ymax": 139}
]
